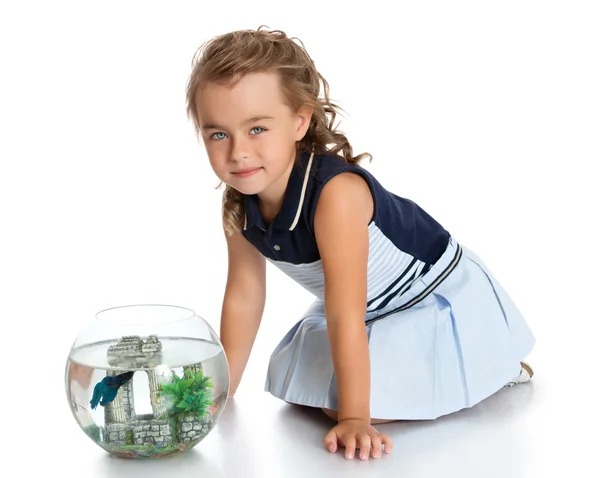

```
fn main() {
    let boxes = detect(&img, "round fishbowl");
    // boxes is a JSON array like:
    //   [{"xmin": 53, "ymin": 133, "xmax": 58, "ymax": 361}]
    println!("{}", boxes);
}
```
[{"xmin": 65, "ymin": 304, "xmax": 229, "ymax": 459}]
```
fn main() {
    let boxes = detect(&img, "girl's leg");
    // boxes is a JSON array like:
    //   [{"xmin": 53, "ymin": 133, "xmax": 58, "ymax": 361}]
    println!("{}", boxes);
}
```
[{"xmin": 505, "ymin": 361, "xmax": 534, "ymax": 386}]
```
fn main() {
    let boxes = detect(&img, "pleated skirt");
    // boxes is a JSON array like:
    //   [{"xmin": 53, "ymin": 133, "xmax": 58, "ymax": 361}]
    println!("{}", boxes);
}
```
[{"xmin": 264, "ymin": 237, "xmax": 535, "ymax": 419}]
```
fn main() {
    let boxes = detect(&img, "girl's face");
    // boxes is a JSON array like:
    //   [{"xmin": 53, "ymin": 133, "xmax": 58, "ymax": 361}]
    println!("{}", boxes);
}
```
[{"xmin": 194, "ymin": 72, "xmax": 311, "ymax": 201}]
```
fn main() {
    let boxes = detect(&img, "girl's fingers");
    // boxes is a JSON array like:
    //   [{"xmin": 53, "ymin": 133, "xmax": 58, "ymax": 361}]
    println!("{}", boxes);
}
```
[
  {"xmin": 380, "ymin": 433, "xmax": 394, "ymax": 453},
  {"xmin": 370, "ymin": 433, "xmax": 383, "ymax": 458},
  {"xmin": 358, "ymin": 434, "xmax": 372, "ymax": 460},
  {"xmin": 344, "ymin": 435, "xmax": 357, "ymax": 459},
  {"xmin": 323, "ymin": 430, "xmax": 338, "ymax": 453}
]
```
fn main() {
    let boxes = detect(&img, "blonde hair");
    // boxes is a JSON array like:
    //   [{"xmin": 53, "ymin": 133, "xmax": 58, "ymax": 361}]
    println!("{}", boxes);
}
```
[{"xmin": 185, "ymin": 26, "xmax": 371, "ymax": 235}]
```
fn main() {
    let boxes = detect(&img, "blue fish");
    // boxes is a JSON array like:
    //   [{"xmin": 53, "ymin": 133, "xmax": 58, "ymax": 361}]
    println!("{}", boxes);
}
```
[{"xmin": 90, "ymin": 371, "xmax": 134, "ymax": 409}]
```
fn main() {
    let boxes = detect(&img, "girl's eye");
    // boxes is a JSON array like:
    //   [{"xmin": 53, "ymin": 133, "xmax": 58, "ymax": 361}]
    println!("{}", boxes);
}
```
[
  {"xmin": 250, "ymin": 127, "xmax": 265, "ymax": 135},
  {"xmin": 211, "ymin": 132, "xmax": 227, "ymax": 140}
]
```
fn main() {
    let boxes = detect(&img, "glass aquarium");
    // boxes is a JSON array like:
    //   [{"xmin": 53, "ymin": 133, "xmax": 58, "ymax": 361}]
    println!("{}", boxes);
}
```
[{"xmin": 65, "ymin": 304, "xmax": 229, "ymax": 459}]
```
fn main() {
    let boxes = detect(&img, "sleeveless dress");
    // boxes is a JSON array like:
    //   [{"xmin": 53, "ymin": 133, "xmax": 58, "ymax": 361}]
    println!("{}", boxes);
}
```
[{"xmin": 241, "ymin": 150, "xmax": 535, "ymax": 420}]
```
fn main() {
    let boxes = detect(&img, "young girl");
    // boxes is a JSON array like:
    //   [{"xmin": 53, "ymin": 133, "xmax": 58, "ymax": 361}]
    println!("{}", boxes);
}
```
[{"xmin": 185, "ymin": 27, "xmax": 536, "ymax": 461}]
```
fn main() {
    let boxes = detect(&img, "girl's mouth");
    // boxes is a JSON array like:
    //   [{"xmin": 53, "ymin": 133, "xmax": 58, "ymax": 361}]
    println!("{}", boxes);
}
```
[{"xmin": 233, "ymin": 167, "xmax": 262, "ymax": 178}]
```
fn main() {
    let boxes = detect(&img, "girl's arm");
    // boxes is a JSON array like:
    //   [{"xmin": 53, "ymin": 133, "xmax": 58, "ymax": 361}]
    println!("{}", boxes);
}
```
[
  {"xmin": 220, "ymin": 228, "xmax": 267, "ymax": 397},
  {"xmin": 314, "ymin": 172, "xmax": 374, "ymax": 422}
]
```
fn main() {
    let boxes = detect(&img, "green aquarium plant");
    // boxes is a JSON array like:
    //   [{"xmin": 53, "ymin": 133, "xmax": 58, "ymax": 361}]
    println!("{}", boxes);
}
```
[{"xmin": 159, "ymin": 368, "xmax": 214, "ymax": 419}]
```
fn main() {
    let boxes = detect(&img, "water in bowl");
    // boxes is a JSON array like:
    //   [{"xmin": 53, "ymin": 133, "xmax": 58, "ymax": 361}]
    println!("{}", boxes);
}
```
[{"xmin": 66, "ymin": 335, "xmax": 228, "ymax": 459}]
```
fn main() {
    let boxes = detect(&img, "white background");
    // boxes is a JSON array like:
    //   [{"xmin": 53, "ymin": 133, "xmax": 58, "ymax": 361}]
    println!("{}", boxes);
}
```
[{"xmin": 1, "ymin": 1, "xmax": 598, "ymax": 476}]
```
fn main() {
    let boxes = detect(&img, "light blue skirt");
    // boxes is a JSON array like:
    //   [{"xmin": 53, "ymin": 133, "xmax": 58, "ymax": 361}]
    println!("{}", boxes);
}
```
[{"xmin": 264, "ymin": 237, "xmax": 536, "ymax": 420}]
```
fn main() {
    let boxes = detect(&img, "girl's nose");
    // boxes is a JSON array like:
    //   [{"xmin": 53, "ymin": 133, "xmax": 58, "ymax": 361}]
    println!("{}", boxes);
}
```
[{"xmin": 230, "ymin": 136, "xmax": 250, "ymax": 162}]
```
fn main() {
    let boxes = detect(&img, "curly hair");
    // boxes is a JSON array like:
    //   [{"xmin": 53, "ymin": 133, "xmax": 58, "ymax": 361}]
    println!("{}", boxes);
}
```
[{"xmin": 185, "ymin": 26, "xmax": 371, "ymax": 235}]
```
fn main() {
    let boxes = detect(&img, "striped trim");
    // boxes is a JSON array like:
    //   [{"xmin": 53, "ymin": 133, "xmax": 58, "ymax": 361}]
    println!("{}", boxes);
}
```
[
  {"xmin": 372, "ymin": 265, "xmax": 422, "ymax": 312},
  {"xmin": 365, "ymin": 243, "xmax": 463, "ymax": 325},
  {"xmin": 289, "ymin": 151, "xmax": 314, "ymax": 231},
  {"xmin": 366, "ymin": 257, "xmax": 418, "ymax": 308}
]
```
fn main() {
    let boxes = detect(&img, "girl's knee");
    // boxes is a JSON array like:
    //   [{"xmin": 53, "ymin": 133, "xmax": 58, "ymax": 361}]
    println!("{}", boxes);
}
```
[{"xmin": 322, "ymin": 408, "xmax": 338, "ymax": 421}]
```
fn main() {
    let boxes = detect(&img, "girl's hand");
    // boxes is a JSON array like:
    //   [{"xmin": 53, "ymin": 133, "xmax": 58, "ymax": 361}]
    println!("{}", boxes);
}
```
[
  {"xmin": 323, "ymin": 418, "xmax": 393, "ymax": 460},
  {"xmin": 69, "ymin": 363, "xmax": 94, "ymax": 388}
]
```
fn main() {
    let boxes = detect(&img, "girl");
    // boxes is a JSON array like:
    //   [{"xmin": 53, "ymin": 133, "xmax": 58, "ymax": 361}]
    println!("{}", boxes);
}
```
[{"xmin": 185, "ymin": 27, "xmax": 536, "ymax": 461}]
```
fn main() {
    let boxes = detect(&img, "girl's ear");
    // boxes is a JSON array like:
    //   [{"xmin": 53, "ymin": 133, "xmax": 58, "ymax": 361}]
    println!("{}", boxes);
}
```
[{"xmin": 294, "ymin": 105, "xmax": 313, "ymax": 141}]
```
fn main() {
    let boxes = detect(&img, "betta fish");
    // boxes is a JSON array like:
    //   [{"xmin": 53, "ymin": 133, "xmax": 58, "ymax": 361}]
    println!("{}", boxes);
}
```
[{"xmin": 89, "ymin": 371, "xmax": 134, "ymax": 409}]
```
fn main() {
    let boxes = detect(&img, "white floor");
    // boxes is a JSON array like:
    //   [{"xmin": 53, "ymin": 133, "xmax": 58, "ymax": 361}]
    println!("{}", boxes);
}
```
[{"xmin": 25, "ymin": 334, "xmax": 596, "ymax": 478}]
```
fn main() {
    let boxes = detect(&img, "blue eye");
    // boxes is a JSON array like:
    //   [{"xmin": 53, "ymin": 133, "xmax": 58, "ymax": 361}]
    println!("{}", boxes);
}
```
[
  {"xmin": 250, "ymin": 127, "xmax": 265, "ymax": 135},
  {"xmin": 211, "ymin": 132, "xmax": 227, "ymax": 140}
]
